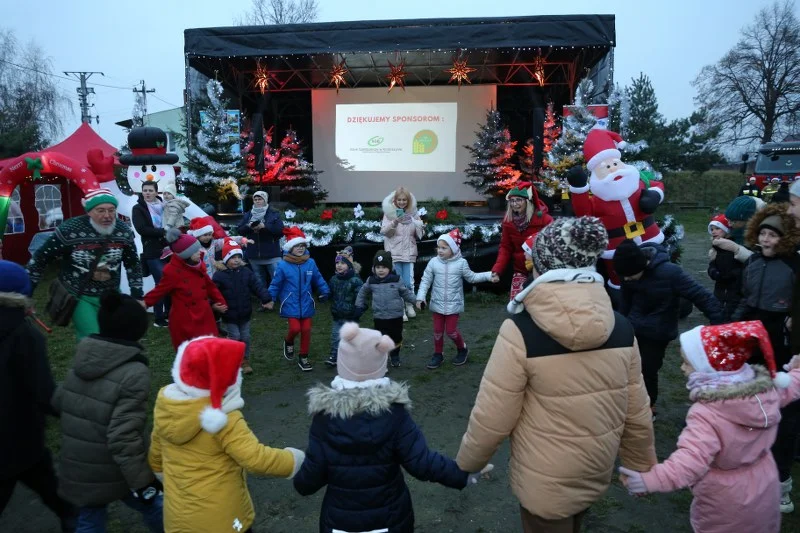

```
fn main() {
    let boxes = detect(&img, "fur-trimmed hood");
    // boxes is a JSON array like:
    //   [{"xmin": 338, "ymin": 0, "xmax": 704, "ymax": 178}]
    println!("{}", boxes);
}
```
[
  {"xmin": 0, "ymin": 291, "xmax": 31, "ymax": 309},
  {"xmin": 744, "ymin": 202, "xmax": 800, "ymax": 255},
  {"xmin": 692, "ymin": 365, "xmax": 780, "ymax": 429},
  {"xmin": 307, "ymin": 380, "xmax": 411, "ymax": 419},
  {"xmin": 382, "ymin": 190, "xmax": 418, "ymax": 220}
]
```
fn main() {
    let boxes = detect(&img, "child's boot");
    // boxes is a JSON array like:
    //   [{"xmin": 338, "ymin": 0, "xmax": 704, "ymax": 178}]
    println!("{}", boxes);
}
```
[
  {"xmin": 390, "ymin": 346, "xmax": 401, "ymax": 368},
  {"xmin": 781, "ymin": 478, "xmax": 794, "ymax": 513},
  {"xmin": 427, "ymin": 353, "xmax": 444, "ymax": 369},
  {"xmin": 297, "ymin": 355, "xmax": 313, "ymax": 372},
  {"xmin": 453, "ymin": 345, "xmax": 469, "ymax": 366},
  {"xmin": 325, "ymin": 354, "xmax": 337, "ymax": 367}
]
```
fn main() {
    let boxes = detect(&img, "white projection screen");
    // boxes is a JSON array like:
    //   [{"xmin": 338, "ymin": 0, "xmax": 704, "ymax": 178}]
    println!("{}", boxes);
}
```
[{"xmin": 312, "ymin": 85, "xmax": 496, "ymax": 202}]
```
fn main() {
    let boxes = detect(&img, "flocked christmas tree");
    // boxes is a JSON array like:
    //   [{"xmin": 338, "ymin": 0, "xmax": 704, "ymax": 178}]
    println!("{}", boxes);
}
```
[
  {"xmin": 257, "ymin": 128, "xmax": 327, "ymax": 207},
  {"xmin": 181, "ymin": 79, "xmax": 245, "ymax": 193},
  {"xmin": 464, "ymin": 109, "xmax": 521, "ymax": 197}
]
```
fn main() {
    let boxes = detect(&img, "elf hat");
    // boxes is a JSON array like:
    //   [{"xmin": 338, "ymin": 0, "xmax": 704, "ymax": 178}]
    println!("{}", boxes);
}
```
[
  {"xmin": 438, "ymin": 228, "xmax": 462, "ymax": 254},
  {"xmin": 680, "ymin": 321, "xmax": 790, "ymax": 388},
  {"xmin": 283, "ymin": 226, "xmax": 308, "ymax": 251},
  {"xmin": 82, "ymin": 189, "xmax": 118, "ymax": 212},
  {"xmin": 708, "ymin": 214, "xmax": 730, "ymax": 235},
  {"xmin": 222, "ymin": 239, "xmax": 243, "ymax": 263},
  {"xmin": 189, "ymin": 216, "xmax": 215, "ymax": 237},
  {"xmin": 506, "ymin": 182, "xmax": 534, "ymax": 201},
  {"xmin": 166, "ymin": 228, "xmax": 201, "ymax": 260},
  {"xmin": 172, "ymin": 336, "xmax": 246, "ymax": 433},
  {"xmin": 522, "ymin": 234, "xmax": 535, "ymax": 256},
  {"xmin": 583, "ymin": 129, "xmax": 628, "ymax": 171}
]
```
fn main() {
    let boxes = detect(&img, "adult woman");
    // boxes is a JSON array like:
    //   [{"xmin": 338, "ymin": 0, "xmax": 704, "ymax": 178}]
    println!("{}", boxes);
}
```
[
  {"xmin": 491, "ymin": 183, "xmax": 553, "ymax": 299},
  {"xmin": 381, "ymin": 187, "xmax": 424, "ymax": 320},
  {"xmin": 237, "ymin": 191, "xmax": 284, "ymax": 288}
]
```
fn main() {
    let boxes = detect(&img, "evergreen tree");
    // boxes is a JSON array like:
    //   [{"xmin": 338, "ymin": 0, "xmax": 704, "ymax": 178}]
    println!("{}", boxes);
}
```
[
  {"xmin": 265, "ymin": 128, "xmax": 328, "ymax": 207},
  {"xmin": 543, "ymin": 101, "xmax": 559, "ymax": 155},
  {"xmin": 464, "ymin": 109, "xmax": 521, "ymax": 197},
  {"xmin": 541, "ymin": 79, "xmax": 597, "ymax": 183}
]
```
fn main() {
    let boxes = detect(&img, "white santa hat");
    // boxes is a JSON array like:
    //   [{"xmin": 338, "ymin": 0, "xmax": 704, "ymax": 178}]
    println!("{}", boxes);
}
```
[
  {"xmin": 583, "ymin": 128, "xmax": 628, "ymax": 171},
  {"xmin": 438, "ymin": 228, "xmax": 462, "ymax": 254},
  {"xmin": 172, "ymin": 336, "xmax": 246, "ymax": 433}
]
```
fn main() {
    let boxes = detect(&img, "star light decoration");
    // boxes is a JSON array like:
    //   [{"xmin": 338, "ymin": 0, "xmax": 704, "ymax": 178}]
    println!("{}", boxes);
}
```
[
  {"xmin": 532, "ymin": 54, "xmax": 546, "ymax": 87},
  {"xmin": 445, "ymin": 57, "xmax": 477, "ymax": 89},
  {"xmin": 328, "ymin": 59, "xmax": 348, "ymax": 93},
  {"xmin": 253, "ymin": 61, "xmax": 273, "ymax": 94},
  {"xmin": 385, "ymin": 59, "xmax": 407, "ymax": 93}
]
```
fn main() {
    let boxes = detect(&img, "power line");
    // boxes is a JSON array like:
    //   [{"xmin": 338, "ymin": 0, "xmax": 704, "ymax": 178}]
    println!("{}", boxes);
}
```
[
  {"xmin": 64, "ymin": 71, "xmax": 104, "ymax": 124},
  {"xmin": 151, "ymin": 93, "xmax": 181, "ymax": 108},
  {"xmin": 0, "ymin": 58, "xmax": 138, "ymax": 91}
]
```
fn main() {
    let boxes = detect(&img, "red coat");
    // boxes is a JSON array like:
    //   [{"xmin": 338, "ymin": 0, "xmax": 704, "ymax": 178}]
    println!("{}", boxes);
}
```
[
  {"xmin": 492, "ymin": 209, "xmax": 553, "ymax": 276},
  {"xmin": 570, "ymin": 180, "xmax": 665, "ymax": 260},
  {"xmin": 144, "ymin": 254, "xmax": 227, "ymax": 349}
]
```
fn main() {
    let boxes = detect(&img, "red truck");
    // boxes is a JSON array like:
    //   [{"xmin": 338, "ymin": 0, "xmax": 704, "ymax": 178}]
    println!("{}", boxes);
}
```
[{"xmin": 751, "ymin": 140, "xmax": 800, "ymax": 187}]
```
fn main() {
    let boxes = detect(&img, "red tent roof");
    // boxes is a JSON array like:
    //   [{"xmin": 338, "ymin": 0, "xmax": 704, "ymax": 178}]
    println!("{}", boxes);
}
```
[{"xmin": 46, "ymin": 122, "xmax": 118, "ymax": 166}]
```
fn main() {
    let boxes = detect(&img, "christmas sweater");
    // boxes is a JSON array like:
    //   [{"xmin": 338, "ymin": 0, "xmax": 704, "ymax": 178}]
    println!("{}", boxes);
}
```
[{"xmin": 26, "ymin": 215, "xmax": 144, "ymax": 299}]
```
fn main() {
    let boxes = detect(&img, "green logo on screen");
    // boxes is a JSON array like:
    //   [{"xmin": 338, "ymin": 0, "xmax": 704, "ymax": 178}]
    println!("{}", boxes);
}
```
[
  {"xmin": 412, "ymin": 130, "xmax": 438, "ymax": 154},
  {"xmin": 367, "ymin": 136, "xmax": 384, "ymax": 147}
]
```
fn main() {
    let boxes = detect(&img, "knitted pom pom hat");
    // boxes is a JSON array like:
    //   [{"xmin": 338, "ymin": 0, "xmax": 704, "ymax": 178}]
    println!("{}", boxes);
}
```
[
  {"xmin": 532, "ymin": 216, "xmax": 608, "ymax": 275},
  {"xmin": 166, "ymin": 228, "xmax": 201, "ymax": 260},
  {"xmin": 82, "ymin": 189, "xmax": 118, "ymax": 212}
]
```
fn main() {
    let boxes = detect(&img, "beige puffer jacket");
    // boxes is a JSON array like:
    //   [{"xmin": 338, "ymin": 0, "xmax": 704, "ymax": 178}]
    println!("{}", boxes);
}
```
[
  {"xmin": 457, "ymin": 269, "xmax": 656, "ymax": 520},
  {"xmin": 380, "ymin": 191, "xmax": 424, "ymax": 263}
]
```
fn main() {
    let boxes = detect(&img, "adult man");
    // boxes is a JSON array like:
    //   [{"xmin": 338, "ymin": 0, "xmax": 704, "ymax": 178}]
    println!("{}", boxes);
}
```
[
  {"xmin": 26, "ymin": 189, "xmax": 143, "ymax": 339},
  {"xmin": 457, "ymin": 217, "xmax": 656, "ymax": 533},
  {"xmin": 131, "ymin": 181, "xmax": 168, "ymax": 327},
  {"xmin": 738, "ymin": 176, "xmax": 762, "ymax": 197}
]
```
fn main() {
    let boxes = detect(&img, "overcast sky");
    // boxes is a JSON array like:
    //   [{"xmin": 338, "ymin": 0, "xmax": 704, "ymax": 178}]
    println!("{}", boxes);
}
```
[{"xmin": 1, "ymin": 0, "xmax": 792, "ymax": 148}]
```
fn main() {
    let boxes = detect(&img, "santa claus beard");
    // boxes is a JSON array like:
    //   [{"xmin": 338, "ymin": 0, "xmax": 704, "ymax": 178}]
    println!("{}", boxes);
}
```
[{"xmin": 589, "ymin": 165, "xmax": 640, "ymax": 202}]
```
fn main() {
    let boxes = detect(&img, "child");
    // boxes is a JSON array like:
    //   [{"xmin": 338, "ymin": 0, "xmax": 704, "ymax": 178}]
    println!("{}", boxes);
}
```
[
  {"xmin": 293, "ymin": 323, "xmax": 490, "ymax": 533},
  {"xmin": 707, "ymin": 214, "xmax": 744, "ymax": 322},
  {"xmin": 145, "ymin": 229, "xmax": 228, "ymax": 350},
  {"xmin": 212, "ymin": 240, "xmax": 273, "ymax": 375},
  {"xmin": 149, "ymin": 336, "xmax": 305, "ymax": 533},
  {"xmin": 355, "ymin": 250, "xmax": 416, "ymax": 368},
  {"xmin": 268, "ymin": 227, "xmax": 329, "ymax": 372},
  {"xmin": 619, "ymin": 321, "xmax": 800, "ymax": 532},
  {"xmin": 189, "ymin": 216, "xmax": 251, "ymax": 279},
  {"xmin": 416, "ymin": 229, "xmax": 494, "ymax": 369},
  {"xmin": 613, "ymin": 239, "xmax": 723, "ymax": 420},
  {"xmin": 54, "ymin": 290, "xmax": 163, "ymax": 532},
  {"xmin": 325, "ymin": 246, "xmax": 363, "ymax": 367},
  {"xmin": 380, "ymin": 186, "xmax": 424, "ymax": 321},
  {"xmin": 732, "ymin": 203, "xmax": 800, "ymax": 510}
]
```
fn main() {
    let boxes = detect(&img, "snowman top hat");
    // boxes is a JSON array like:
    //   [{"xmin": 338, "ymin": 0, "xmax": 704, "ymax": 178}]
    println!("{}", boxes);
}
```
[{"xmin": 119, "ymin": 127, "xmax": 179, "ymax": 165}]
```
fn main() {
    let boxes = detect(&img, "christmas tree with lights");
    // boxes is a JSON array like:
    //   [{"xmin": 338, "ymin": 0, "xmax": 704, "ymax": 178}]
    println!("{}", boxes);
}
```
[
  {"xmin": 258, "ymin": 128, "xmax": 328, "ymax": 207},
  {"xmin": 520, "ymin": 102, "xmax": 561, "ymax": 198},
  {"xmin": 464, "ymin": 109, "xmax": 521, "ymax": 197}
]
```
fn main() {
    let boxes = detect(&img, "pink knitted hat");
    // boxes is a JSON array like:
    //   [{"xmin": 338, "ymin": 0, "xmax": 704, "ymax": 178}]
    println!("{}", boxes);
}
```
[{"xmin": 337, "ymin": 323, "xmax": 395, "ymax": 382}]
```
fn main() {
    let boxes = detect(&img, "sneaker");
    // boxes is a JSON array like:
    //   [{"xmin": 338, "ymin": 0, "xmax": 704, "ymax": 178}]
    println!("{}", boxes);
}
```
[
  {"xmin": 405, "ymin": 302, "xmax": 416, "ymax": 318},
  {"xmin": 390, "ymin": 353, "xmax": 401, "ymax": 367},
  {"xmin": 241, "ymin": 360, "xmax": 253, "ymax": 375},
  {"xmin": 403, "ymin": 310, "xmax": 409, "ymax": 322},
  {"xmin": 297, "ymin": 356, "xmax": 313, "ymax": 372},
  {"xmin": 325, "ymin": 355, "xmax": 337, "ymax": 367},
  {"xmin": 283, "ymin": 340, "xmax": 295, "ymax": 361},
  {"xmin": 453, "ymin": 345, "xmax": 469, "ymax": 366},
  {"xmin": 426, "ymin": 353, "xmax": 444, "ymax": 370},
  {"xmin": 781, "ymin": 478, "xmax": 794, "ymax": 513},
  {"xmin": 153, "ymin": 318, "xmax": 168, "ymax": 328}
]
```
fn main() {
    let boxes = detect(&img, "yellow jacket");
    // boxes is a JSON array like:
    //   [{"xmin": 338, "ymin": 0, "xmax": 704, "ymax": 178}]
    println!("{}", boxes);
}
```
[{"xmin": 149, "ymin": 384, "xmax": 296, "ymax": 533}]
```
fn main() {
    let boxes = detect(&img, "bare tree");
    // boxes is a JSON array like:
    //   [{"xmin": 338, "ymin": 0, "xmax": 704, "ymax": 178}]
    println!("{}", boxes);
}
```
[
  {"xmin": 236, "ymin": 0, "xmax": 319, "ymax": 25},
  {"xmin": 693, "ymin": 0, "xmax": 800, "ymax": 146}
]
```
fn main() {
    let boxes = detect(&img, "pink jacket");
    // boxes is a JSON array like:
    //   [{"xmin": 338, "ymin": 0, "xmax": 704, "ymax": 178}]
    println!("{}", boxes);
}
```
[
  {"xmin": 380, "ymin": 191, "xmax": 424, "ymax": 263},
  {"xmin": 641, "ymin": 366, "xmax": 800, "ymax": 533}
]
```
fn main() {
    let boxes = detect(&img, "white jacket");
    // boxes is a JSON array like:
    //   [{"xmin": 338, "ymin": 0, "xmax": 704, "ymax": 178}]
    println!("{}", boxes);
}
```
[
  {"xmin": 416, "ymin": 254, "xmax": 492, "ymax": 315},
  {"xmin": 380, "ymin": 191, "xmax": 424, "ymax": 263}
]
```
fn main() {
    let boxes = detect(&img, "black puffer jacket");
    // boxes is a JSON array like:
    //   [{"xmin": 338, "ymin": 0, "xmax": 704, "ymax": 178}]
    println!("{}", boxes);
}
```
[
  {"xmin": 708, "ymin": 247, "xmax": 744, "ymax": 322},
  {"xmin": 0, "ymin": 293, "xmax": 56, "ymax": 479},
  {"xmin": 620, "ymin": 245, "xmax": 723, "ymax": 342},
  {"xmin": 212, "ymin": 265, "xmax": 272, "ymax": 324},
  {"xmin": 53, "ymin": 336, "xmax": 155, "ymax": 506},
  {"xmin": 131, "ymin": 194, "xmax": 166, "ymax": 260}
]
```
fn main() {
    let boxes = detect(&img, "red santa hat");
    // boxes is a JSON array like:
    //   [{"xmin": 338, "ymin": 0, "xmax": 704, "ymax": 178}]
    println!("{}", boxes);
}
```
[
  {"xmin": 438, "ymin": 228, "xmax": 462, "ymax": 254},
  {"xmin": 283, "ymin": 226, "xmax": 308, "ymax": 251},
  {"xmin": 222, "ymin": 239, "xmax": 243, "ymax": 264},
  {"xmin": 522, "ymin": 234, "xmax": 535, "ymax": 256},
  {"xmin": 583, "ymin": 129, "xmax": 628, "ymax": 171},
  {"xmin": 707, "ymin": 214, "xmax": 730, "ymax": 235},
  {"xmin": 188, "ymin": 216, "xmax": 215, "ymax": 237},
  {"xmin": 680, "ymin": 321, "xmax": 790, "ymax": 388},
  {"xmin": 172, "ymin": 336, "xmax": 246, "ymax": 433}
]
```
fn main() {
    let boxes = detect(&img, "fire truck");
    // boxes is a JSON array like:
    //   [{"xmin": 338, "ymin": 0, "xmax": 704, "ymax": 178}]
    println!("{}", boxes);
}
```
[{"xmin": 751, "ymin": 139, "xmax": 800, "ymax": 187}]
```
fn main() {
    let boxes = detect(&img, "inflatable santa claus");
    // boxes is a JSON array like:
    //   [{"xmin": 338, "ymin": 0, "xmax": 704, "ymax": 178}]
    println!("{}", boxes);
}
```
[{"xmin": 567, "ymin": 128, "xmax": 665, "ymax": 288}]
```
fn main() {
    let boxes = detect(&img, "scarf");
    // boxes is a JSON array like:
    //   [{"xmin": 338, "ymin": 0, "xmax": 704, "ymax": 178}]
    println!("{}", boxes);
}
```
[
  {"xmin": 512, "ymin": 211, "xmax": 529, "ymax": 233},
  {"xmin": 687, "ymin": 364, "xmax": 756, "ymax": 401},
  {"xmin": 250, "ymin": 205, "xmax": 268, "ymax": 224},
  {"xmin": 147, "ymin": 200, "xmax": 164, "ymax": 229},
  {"xmin": 284, "ymin": 253, "xmax": 310, "ymax": 265}
]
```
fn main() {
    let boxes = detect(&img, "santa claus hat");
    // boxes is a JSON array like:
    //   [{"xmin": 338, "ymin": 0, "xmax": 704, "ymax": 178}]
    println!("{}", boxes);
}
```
[
  {"xmin": 222, "ymin": 239, "xmax": 243, "ymax": 263},
  {"xmin": 583, "ymin": 129, "xmax": 628, "ymax": 171},
  {"xmin": 188, "ymin": 216, "xmax": 215, "ymax": 237},
  {"xmin": 172, "ymin": 336, "xmax": 246, "ymax": 433},
  {"xmin": 680, "ymin": 321, "xmax": 790, "ymax": 388},
  {"xmin": 522, "ymin": 234, "xmax": 535, "ymax": 256},
  {"xmin": 707, "ymin": 214, "xmax": 730, "ymax": 235},
  {"xmin": 283, "ymin": 226, "xmax": 308, "ymax": 251},
  {"xmin": 438, "ymin": 228, "xmax": 462, "ymax": 254}
]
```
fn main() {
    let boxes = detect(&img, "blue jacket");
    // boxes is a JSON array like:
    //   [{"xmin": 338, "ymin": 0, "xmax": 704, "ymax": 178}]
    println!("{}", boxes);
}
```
[
  {"xmin": 212, "ymin": 266, "xmax": 271, "ymax": 324},
  {"xmin": 620, "ymin": 244, "xmax": 723, "ymax": 341},
  {"xmin": 268, "ymin": 254, "xmax": 330, "ymax": 319},
  {"xmin": 236, "ymin": 207, "xmax": 284, "ymax": 261},
  {"xmin": 294, "ymin": 380, "xmax": 467, "ymax": 533}
]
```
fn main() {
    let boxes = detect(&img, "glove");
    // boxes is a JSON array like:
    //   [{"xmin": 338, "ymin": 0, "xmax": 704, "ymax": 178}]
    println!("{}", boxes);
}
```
[
  {"xmin": 712, "ymin": 238, "xmax": 738, "ymax": 253},
  {"xmin": 131, "ymin": 478, "xmax": 163, "ymax": 505},
  {"xmin": 466, "ymin": 464, "xmax": 494, "ymax": 486},
  {"xmin": 618, "ymin": 466, "xmax": 648, "ymax": 495},
  {"xmin": 638, "ymin": 189, "xmax": 662, "ymax": 214},
  {"xmin": 286, "ymin": 447, "xmax": 306, "ymax": 479},
  {"xmin": 318, "ymin": 294, "xmax": 329, "ymax": 303},
  {"xmin": 566, "ymin": 166, "xmax": 588, "ymax": 189}
]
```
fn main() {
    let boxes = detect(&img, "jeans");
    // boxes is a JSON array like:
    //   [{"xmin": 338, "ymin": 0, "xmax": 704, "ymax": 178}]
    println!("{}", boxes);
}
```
[
  {"xmin": 226, "ymin": 321, "xmax": 252, "ymax": 359},
  {"xmin": 145, "ymin": 258, "xmax": 169, "ymax": 321},
  {"xmin": 250, "ymin": 260, "xmax": 277, "ymax": 289},
  {"xmin": 636, "ymin": 336, "xmax": 670, "ymax": 407},
  {"xmin": 75, "ymin": 493, "xmax": 164, "ymax": 533},
  {"xmin": 329, "ymin": 319, "xmax": 346, "ymax": 359},
  {"xmin": 393, "ymin": 262, "xmax": 415, "ymax": 292}
]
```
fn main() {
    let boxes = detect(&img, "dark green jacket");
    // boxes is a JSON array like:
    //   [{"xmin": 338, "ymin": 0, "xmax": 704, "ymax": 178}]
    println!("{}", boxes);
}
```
[
  {"xmin": 53, "ymin": 336, "xmax": 154, "ymax": 506},
  {"xmin": 328, "ymin": 271, "xmax": 364, "ymax": 320}
]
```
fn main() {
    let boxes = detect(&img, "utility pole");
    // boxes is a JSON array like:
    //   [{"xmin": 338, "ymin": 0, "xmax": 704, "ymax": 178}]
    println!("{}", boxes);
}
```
[
  {"xmin": 132, "ymin": 80, "xmax": 156, "ymax": 123},
  {"xmin": 64, "ymin": 71, "xmax": 103, "ymax": 124}
]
